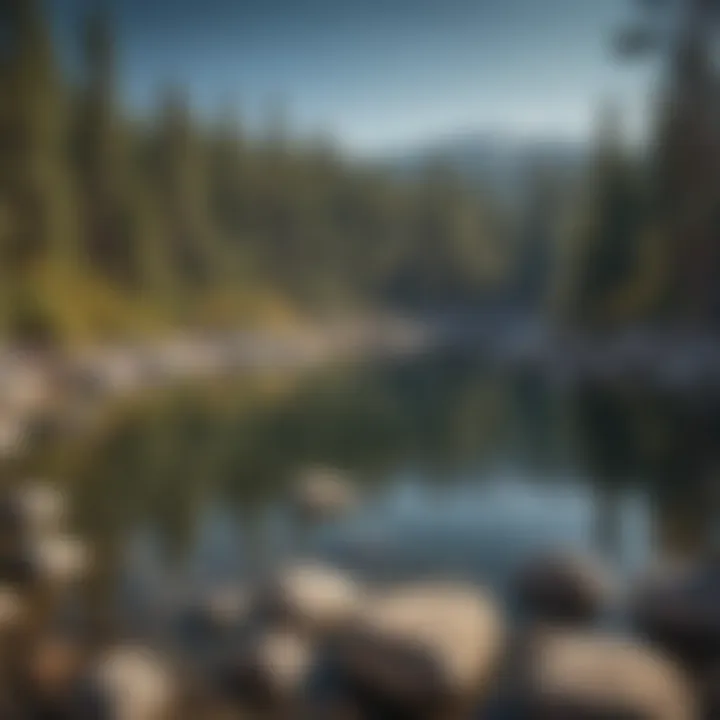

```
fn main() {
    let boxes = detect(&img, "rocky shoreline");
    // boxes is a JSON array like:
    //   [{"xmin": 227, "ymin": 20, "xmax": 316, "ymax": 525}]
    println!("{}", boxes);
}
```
[
  {"xmin": 0, "ymin": 318, "xmax": 435, "ymax": 460},
  {"xmin": 0, "ymin": 477, "xmax": 717, "ymax": 719},
  {"xmin": 5, "ymin": 316, "xmax": 720, "ymax": 462},
  {"xmin": 5, "ymin": 316, "xmax": 720, "ymax": 463}
]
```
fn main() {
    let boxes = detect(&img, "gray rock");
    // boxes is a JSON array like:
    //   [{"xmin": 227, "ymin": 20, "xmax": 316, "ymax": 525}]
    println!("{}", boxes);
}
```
[
  {"xmin": 334, "ymin": 583, "xmax": 504, "ymax": 716},
  {"xmin": 86, "ymin": 645, "xmax": 178, "ymax": 720},
  {"xmin": 255, "ymin": 563, "xmax": 361, "ymax": 635},
  {"xmin": 219, "ymin": 628, "xmax": 314, "ymax": 711},
  {"xmin": 515, "ymin": 552, "xmax": 615, "ymax": 625},
  {"xmin": 513, "ymin": 628, "xmax": 697, "ymax": 720},
  {"xmin": 293, "ymin": 467, "xmax": 357, "ymax": 520}
]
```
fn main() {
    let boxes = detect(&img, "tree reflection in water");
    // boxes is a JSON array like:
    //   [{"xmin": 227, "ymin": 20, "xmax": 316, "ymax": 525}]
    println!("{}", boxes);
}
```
[{"xmin": 6, "ymin": 354, "xmax": 719, "ymax": 637}]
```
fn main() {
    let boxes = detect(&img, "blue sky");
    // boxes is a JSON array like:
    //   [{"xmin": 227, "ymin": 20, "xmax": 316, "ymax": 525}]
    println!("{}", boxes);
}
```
[{"xmin": 49, "ymin": 0, "xmax": 654, "ymax": 154}]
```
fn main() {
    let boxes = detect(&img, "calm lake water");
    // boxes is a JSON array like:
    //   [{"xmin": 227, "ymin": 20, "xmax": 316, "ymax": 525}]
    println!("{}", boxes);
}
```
[{"xmin": 8, "ymin": 351, "xmax": 720, "ymax": 642}]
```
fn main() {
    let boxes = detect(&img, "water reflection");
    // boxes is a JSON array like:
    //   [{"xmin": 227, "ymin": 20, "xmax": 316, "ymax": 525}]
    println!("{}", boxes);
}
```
[{"xmin": 7, "ymin": 354, "xmax": 720, "ymax": 634}]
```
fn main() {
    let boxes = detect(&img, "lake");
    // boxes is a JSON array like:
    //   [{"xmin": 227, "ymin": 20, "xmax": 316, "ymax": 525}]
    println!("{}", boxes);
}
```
[{"xmin": 7, "ymin": 349, "xmax": 720, "ymax": 646}]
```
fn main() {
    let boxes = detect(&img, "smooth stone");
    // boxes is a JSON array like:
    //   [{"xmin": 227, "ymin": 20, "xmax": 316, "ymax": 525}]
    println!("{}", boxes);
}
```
[
  {"xmin": 87, "ymin": 645, "xmax": 177, "ymax": 720},
  {"xmin": 335, "ymin": 583, "xmax": 504, "ymax": 716},
  {"xmin": 14, "ymin": 483, "xmax": 67, "ymax": 537},
  {"xmin": 293, "ymin": 466, "xmax": 357, "ymax": 519},
  {"xmin": 30, "ymin": 535, "xmax": 91, "ymax": 587},
  {"xmin": 219, "ymin": 628, "xmax": 313, "ymax": 710},
  {"xmin": 515, "ymin": 551, "xmax": 615, "ymax": 625},
  {"xmin": 515, "ymin": 628, "xmax": 696, "ymax": 720},
  {"xmin": 0, "ymin": 587, "xmax": 24, "ymax": 631},
  {"xmin": 255, "ymin": 563, "xmax": 361, "ymax": 634}
]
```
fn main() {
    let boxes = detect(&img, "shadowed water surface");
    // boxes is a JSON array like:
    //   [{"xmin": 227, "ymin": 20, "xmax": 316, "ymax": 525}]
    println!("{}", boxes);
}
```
[{"xmin": 7, "ymin": 352, "xmax": 720, "ymax": 641}]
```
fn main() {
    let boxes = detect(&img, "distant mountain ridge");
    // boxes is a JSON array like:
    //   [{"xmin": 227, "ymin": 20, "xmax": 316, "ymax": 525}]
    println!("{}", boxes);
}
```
[{"xmin": 377, "ymin": 132, "xmax": 589, "ymax": 200}]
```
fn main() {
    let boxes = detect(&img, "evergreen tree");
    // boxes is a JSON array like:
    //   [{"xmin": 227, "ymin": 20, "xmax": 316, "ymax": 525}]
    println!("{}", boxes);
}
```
[
  {"xmin": 0, "ymin": 0, "xmax": 78, "ymax": 343},
  {"xmin": 618, "ymin": 0, "xmax": 720, "ymax": 324},
  {"xmin": 145, "ymin": 89, "xmax": 220, "ymax": 301},
  {"xmin": 0, "ymin": 0, "xmax": 514, "ymax": 342},
  {"xmin": 568, "ymin": 106, "xmax": 645, "ymax": 328},
  {"xmin": 73, "ymin": 9, "xmax": 135, "ymax": 286},
  {"xmin": 514, "ymin": 163, "xmax": 563, "ymax": 313}
]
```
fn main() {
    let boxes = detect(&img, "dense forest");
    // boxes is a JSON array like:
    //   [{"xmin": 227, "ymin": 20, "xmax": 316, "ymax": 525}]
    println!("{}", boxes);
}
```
[
  {"xmin": 0, "ymin": 0, "xmax": 719, "ymax": 346},
  {"xmin": 0, "ymin": 0, "xmax": 513, "ymax": 345}
]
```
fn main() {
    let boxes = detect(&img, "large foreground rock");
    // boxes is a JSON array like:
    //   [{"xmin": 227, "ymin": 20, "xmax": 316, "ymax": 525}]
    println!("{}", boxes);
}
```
[
  {"xmin": 334, "ymin": 583, "xmax": 504, "ymax": 717},
  {"xmin": 514, "ymin": 628, "xmax": 696, "ymax": 720}
]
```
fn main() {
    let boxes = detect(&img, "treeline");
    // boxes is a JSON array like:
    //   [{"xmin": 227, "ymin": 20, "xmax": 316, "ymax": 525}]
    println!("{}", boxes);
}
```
[
  {"xmin": 2, "ymin": 0, "xmax": 718, "ymax": 347},
  {"xmin": 557, "ymin": 0, "xmax": 720, "ymax": 332},
  {"xmin": 0, "ymin": 0, "xmax": 508, "ymax": 346}
]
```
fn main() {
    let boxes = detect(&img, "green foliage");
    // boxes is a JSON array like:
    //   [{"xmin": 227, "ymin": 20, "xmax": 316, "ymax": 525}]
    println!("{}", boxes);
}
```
[
  {"xmin": 0, "ymin": 0, "xmax": 80, "ymax": 343},
  {"xmin": 0, "ymin": 4, "xmax": 511, "ymax": 344},
  {"xmin": 613, "ymin": 0, "xmax": 720, "ymax": 324},
  {"xmin": 558, "ymin": 106, "xmax": 649, "ymax": 329},
  {"xmin": 10, "ymin": 0, "xmax": 708, "ymax": 344}
]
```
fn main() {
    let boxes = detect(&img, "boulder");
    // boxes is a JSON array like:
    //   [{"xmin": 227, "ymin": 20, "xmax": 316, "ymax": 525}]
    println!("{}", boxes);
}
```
[
  {"xmin": 515, "ymin": 551, "xmax": 615, "ymax": 625},
  {"xmin": 218, "ymin": 628, "xmax": 313, "ymax": 711},
  {"xmin": 255, "ymin": 563, "xmax": 361, "ymax": 634},
  {"xmin": 514, "ymin": 628, "xmax": 696, "ymax": 720},
  {"xmin": 87, "ymin": 645, "xmax": 178, "ymax": 720},
  {"xmin": 334, "ymin": 583, "xmax": 504, "ymax": 717}
]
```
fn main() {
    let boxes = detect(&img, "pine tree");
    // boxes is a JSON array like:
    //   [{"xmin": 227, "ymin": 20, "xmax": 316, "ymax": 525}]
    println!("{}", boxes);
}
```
[
  {"xmin": 568, "ymin": 105, "xmax": 645, "ymax": 328},
  {"xmin": 73, "ymin": 8, "xmax": 130, "ymax": 285},
  {"xmin": 617, "ymin": 0, "xmax": 720, "ymax": 324},
  {"xmin": 0, "ymin": 0, "xmax": 78, "ymax": 344},
  {"xmin": 144, "ymin": 89, "xmax": 221, "ymax": 308}
]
